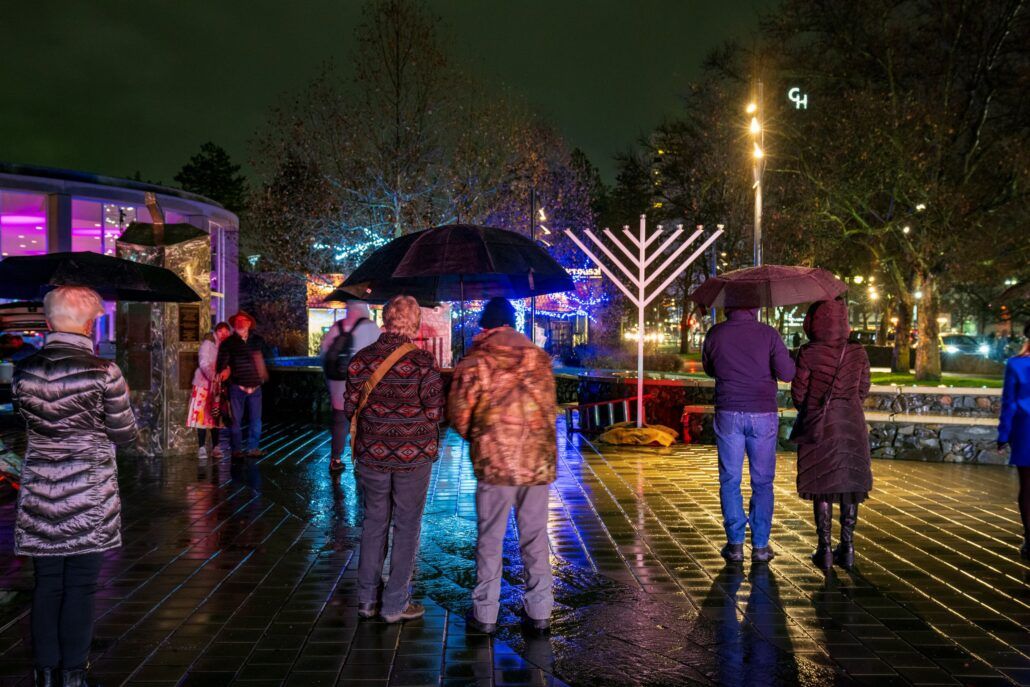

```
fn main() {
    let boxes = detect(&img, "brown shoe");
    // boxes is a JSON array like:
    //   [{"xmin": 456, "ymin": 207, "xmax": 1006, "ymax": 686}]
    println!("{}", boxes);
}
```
[
  {"xmin": 357, "ymin": 602, "xmax": 377, "ymax": 619},
  {"xmin": 381, "ymin": 603, "xmax": 425, "ymax": 623}
]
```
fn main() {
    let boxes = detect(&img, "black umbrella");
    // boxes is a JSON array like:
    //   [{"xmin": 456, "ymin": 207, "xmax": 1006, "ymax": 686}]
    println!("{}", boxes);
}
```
[
  {"xmin": 0, "ymin": 251, "xmax": 201, "ymax": 302},
  {"xmin": 329, "ymin": 224, "xmax": 573, "ymax": 356},
  {"xmin": 118, "ymin": 222, "xmax": 208, "ymax": 247},
  {"xmin": 330, "ymin": 224, "xmax": 574, "ymax": 303}
]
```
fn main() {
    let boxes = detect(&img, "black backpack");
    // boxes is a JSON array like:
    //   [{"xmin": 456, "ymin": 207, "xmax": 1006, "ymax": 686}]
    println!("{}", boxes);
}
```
[{"xmin": 323, "ymin": 318, "xmax": 367, "ymax": 381}]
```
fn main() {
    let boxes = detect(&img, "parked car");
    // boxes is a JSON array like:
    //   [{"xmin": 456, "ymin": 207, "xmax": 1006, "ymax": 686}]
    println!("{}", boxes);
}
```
[
  {"xmin": 849, "ymin": 330, "xmax": 879, "ymax": 345},
  {"xmin": 941, "ymin": 334, "xmax": 990, "ymax": 357},
  {"xmin": 0, "ymin": 302, "xmax": 47, "ymax": 404}
]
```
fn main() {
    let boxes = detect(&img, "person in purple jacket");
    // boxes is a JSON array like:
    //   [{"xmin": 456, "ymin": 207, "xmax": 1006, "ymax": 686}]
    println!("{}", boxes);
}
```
[{"xmin": 702, "ymin": 308, "xmax": 796, "ymax": 563}]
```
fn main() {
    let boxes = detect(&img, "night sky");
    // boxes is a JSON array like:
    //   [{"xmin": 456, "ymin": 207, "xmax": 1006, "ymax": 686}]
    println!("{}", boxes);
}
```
[{"xmin": 1, "ymin": 1, "xmax": 773, "ymax": 185}]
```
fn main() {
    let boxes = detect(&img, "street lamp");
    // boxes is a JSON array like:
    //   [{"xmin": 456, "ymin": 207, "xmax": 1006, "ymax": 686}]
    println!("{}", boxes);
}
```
[{"xmin": 748, "ymin": 83, "xmax": 765, "ymax": 266}]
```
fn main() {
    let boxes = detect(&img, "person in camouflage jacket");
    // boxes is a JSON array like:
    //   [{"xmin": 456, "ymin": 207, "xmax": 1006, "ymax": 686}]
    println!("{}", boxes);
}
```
[{"xmin": 447, "ymin": 298, "xmax": 557, "ymax": 635}]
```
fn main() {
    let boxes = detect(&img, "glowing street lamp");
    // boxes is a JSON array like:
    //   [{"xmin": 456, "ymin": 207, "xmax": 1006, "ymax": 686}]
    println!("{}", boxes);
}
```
[{"xmin": 748, "ymin": 84, "xmax": 765, "ymax": 266}]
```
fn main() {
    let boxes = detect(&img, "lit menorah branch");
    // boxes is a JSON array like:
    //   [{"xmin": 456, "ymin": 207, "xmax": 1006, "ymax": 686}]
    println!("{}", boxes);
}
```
[{"xmin": 565, "ymin": 215, "xmax": 723, "ymax": 428}]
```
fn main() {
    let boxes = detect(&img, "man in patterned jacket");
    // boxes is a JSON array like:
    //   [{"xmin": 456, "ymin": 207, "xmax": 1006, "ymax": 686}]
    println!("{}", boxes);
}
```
[{"xmin": 448, "ymin": 297, "xmax": 557, "ymax": 636}]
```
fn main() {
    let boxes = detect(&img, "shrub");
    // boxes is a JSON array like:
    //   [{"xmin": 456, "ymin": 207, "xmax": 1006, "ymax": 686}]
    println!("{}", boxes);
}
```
[{"xmin": 569, "ymin": 344, "xmax": 684, "ymax": 372}]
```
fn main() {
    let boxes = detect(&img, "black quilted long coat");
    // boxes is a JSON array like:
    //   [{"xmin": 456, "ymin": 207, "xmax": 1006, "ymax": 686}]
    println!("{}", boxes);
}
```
[
  {"xmin": 791, "ymin": 299, "xmax": 873, "ymax": 499},
  {"xmin": 13, "ymin": 331, "xmax": 137, "ymax": 556}
]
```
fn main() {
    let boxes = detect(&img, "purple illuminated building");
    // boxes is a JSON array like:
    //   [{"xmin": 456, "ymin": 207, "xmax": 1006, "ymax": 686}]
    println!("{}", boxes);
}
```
[{"xmin": 0, "ymin": 162, "xmax": 238, "ymax": 342}]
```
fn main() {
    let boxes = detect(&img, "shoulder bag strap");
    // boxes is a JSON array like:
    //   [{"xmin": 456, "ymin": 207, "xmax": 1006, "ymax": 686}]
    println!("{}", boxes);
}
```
[
  {"xmin": 350, "ymin": 343, "xmax": 418, "ymax": 454},
  {"xmin": 819, "ymin": 344, "xmax": 849, "ymax": 407}
]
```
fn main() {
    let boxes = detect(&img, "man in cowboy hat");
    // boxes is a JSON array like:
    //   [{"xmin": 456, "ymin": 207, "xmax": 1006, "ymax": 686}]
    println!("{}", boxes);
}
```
[{"xmin": 217, "ymin": 311, "xmax": 268, "ymax": 458}]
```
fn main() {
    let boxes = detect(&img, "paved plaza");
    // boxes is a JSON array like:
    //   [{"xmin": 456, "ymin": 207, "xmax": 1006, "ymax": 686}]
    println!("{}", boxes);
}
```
[{"xmin": 1, "ymin": 422, "xmax": 1028, "ymax": 687}]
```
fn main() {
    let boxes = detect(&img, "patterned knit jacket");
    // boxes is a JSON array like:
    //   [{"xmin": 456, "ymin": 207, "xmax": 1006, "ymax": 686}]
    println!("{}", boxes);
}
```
[
  {"xmin": 344, "ymin": 332, "xmax": 444, "ymax": 472},
  {"xmin": 447, "ymin": 326, "xmax": 557, "ymax": 486}
]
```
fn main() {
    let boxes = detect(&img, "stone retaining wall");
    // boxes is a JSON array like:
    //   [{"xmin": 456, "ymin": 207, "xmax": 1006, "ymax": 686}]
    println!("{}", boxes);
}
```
[
  {"xmin": 577, "ymin": 373, "xmax": 1007, "ymax": 466},
  {"xmin": 864, "ymin": 389, "xmax": 1000, "ymax": 417}
]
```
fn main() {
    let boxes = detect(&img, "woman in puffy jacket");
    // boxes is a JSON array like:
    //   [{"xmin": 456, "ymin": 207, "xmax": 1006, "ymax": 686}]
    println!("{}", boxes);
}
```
[
  {"xmin": 998, "ymin": 321, "xmax": 1030, "ymax": 560},
  {"xmin": 13, "ymin": 286, "xmax": 137, "ymax": 687},
  {"xmin": 791, "ymin": 298, "xmax": 872, "ymax": 571},
  {"xmin": 186, "ymin": 321, "xmax": 231, "ymax": 459}
]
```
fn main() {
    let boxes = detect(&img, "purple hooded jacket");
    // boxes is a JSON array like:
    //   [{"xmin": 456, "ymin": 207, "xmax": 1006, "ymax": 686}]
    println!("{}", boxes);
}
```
[{"xmin": 702, "ymin": 308, "xmax": 796, "ymax": 413}]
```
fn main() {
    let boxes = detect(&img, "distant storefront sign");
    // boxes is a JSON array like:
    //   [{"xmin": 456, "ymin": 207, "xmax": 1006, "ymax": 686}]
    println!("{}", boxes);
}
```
[{"xmin": 567, "ymin": 267, "xmax": 602, "ymax": 279}]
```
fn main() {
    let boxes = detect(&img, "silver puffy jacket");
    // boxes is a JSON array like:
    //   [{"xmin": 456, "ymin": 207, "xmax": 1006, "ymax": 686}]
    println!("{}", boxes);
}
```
[{"xmin": 13, "ymin": 331, "xmax": 137, "ymax": 557}]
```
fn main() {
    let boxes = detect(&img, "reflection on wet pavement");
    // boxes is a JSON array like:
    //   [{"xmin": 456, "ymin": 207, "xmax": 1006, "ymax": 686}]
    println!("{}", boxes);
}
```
[{"xmin": 1, "ymin": 420, "xmax": 1028, "ymax": 686}]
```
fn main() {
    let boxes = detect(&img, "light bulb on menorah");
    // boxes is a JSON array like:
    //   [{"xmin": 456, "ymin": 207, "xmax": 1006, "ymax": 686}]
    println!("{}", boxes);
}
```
[{"xmin": 566, "ymin": 215, "xmax": 723, "ymax": 428}]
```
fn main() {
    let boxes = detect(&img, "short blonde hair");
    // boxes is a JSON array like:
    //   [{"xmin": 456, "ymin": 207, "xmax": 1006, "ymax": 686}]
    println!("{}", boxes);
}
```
[
  {"xmin": 44, "ymin": 286, "xmax": 104, "ymax": 333},
  {"xmin": 382, "ymin": 295, "xmax": 421, "ymax": 338}
]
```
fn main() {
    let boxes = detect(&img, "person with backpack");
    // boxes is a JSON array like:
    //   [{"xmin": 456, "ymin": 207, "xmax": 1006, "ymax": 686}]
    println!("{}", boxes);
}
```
[
  {"xmin": 321, "ymin": 301, "xmax": 380, "ymax": 473},
  {"xmin": 447, "ymin": 298, "xmax": 558, "ymax": 635}
]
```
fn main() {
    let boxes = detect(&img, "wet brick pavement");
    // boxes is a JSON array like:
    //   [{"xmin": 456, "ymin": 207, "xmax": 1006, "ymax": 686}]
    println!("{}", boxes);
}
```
[{"xmin": 1, "ymin": 421, "xmax": 1028, "ymax": 686}]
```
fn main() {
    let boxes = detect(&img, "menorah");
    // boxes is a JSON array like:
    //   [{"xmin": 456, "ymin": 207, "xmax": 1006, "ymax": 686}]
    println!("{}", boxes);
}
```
[{"xmin": 566, "ymin": 215, "xmax": 723, "ymax": 427}]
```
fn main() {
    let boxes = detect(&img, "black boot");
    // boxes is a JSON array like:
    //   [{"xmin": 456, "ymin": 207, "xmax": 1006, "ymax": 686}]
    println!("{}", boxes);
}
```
[
  {"xmin": 33, "ymin": 667, "xmax": 56, "ymax": 687},
  {"xmin": 811, "ymin": 500, "xmax": 834, "ymax": 570},
  {"xmin": 62, "ymin": 668, "xmax": 101, "ymax": 687},
  {"xmin": 834, "ymin": 503, "xmax": 858, "ymax": 570}
]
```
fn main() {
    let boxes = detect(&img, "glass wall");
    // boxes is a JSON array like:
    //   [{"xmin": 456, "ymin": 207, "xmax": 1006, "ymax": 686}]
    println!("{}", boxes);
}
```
[
  {"xmin": 70, "ymin": 200, "xmax": 160, "ymax": 255},
  {"xmin": 0, "ymin": 190, "xmax": 47, "ymax": 257}
]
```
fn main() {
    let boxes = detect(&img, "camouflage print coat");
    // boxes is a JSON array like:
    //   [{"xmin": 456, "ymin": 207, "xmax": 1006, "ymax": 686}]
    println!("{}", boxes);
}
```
[{"xmin": 447, "ymin": 326, "xmax": 557, "ymax": 486}]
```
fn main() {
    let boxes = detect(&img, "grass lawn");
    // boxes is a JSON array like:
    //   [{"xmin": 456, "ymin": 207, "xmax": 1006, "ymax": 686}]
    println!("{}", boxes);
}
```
[{"xmin": 869, "ymin": 372, "xmax": 1002, "ymax": 388}]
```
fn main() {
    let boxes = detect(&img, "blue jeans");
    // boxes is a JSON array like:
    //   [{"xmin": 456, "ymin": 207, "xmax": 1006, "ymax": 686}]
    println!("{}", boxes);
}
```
[
  {"xmin": 714, "ymin": 411, "xmax": 779, "ymax": 547},
  {"xmin": 229, "ymin": 385, "xmax": 263, "ymax": 453}
]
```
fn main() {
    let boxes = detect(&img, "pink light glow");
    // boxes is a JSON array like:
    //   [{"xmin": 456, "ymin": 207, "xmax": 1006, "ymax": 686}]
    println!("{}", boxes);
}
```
[{"xmin": 0, "ymin": 214, "xmax": 46, "ymax": 225}]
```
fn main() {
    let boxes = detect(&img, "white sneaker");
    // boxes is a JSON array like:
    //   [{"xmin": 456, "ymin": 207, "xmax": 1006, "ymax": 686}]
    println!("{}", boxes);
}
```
[{"xmin": 198, "ymin": 447, "xmax": 208, "ymax": 461}]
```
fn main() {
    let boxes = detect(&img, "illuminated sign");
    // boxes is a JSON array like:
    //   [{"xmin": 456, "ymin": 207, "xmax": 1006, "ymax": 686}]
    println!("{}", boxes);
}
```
[
  {"xmin": 788, "ymin": 87, "xmax": 808, "ymax": 110},
  {"xmin": 567, "ymin": 267, "xmax": 602, "ymax": 279}
]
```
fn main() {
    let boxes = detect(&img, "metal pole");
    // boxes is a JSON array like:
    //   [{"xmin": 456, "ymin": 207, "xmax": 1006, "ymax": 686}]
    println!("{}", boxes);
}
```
[
  {"xmin": 637, "ymin": 215, "xmax": 645, "ymax": 428},
  {"xmin": 529, "ymin": 187, "xmax": 536, "ymax": 341},
  {"xmin": 754, "ymin": 80, "xmax": 764, "ymax": 268},
  {"xmin": 460, "ymin": 276, "xmax": 466, "ymax": 359},
  {"xmin": 754, "ymin": 177, "xmax": 762, "ymax": 267}
]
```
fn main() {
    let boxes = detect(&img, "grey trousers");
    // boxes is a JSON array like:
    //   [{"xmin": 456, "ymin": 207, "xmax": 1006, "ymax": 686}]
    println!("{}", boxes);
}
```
[
  {"xmin": 356, "ymin": 463, "xmax": 432, "ymax": 616},
  {"xmin": 472, "ymin": 483, "xmax": 554, "ymax": 624},
  {"xmin": 327, "ymin": 378, "xmax": 347, "ymax": 461}
]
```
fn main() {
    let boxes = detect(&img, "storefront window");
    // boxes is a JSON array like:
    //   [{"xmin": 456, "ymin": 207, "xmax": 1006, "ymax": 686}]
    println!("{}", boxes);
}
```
[
  {"xmin": 71, "ymin": 199, "xmax": 104, "ymax": 253},
  {"xmin": 0, "ymin": 190, "xmax": 47, "ymax": 257},
  {"xmin": 101, "ymin": 204, "xmax": 150, "ymax": 254}
]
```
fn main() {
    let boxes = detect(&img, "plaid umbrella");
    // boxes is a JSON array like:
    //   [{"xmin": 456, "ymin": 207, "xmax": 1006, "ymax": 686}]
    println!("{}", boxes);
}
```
[{"xmin": 690, "ymin": 265, "xmax": 846, "ymax": 308}]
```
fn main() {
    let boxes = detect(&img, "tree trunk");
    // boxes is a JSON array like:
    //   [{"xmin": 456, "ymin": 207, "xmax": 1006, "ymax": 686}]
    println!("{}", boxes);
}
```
[
  {"xmin": 892, "ymin": 298, "xmax": 913, "ymax": 373},
  {"xmin": 877, "ymin": 300, "xmax": 892, "ymax": 346},
  {"xmin": 914, "ymin": 272, "xmax": 942, "ymax": 382}
]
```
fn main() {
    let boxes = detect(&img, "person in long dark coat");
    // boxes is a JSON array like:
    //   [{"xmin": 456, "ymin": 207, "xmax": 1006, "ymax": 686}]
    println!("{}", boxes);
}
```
[{"xmin": 791, "ymin": 298, "xmax": 872, "ymax": 570}]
